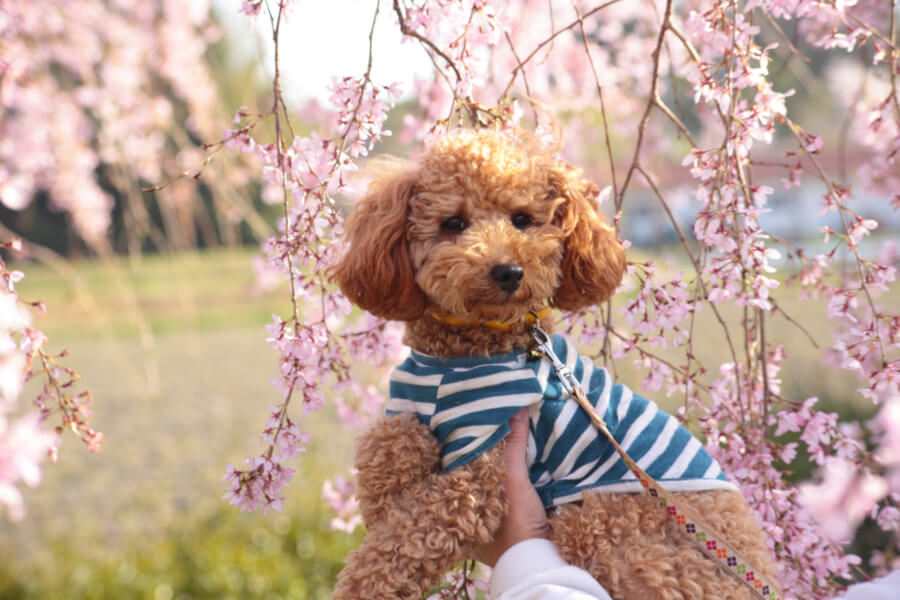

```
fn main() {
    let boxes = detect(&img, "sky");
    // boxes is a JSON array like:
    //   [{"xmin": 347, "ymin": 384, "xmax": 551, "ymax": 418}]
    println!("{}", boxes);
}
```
[{"xmin": 216, "ymin": 0, "xmax": 434, "ymax": 104}]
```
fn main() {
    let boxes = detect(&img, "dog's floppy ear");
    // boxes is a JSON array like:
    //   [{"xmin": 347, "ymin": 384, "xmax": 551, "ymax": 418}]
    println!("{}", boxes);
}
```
[
  {"xmin": 549, "ymin": 166, "xmax": 626, "ymax": 311},
  {"xmin": 331, "ymin": 166, "xmax": 426, "ymax": 321}
]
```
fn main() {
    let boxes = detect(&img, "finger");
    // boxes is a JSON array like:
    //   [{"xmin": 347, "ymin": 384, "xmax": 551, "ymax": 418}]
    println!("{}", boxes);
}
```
[{"xmin": 505, "ymin": 409, "xmax": 530, "ymax": 479}]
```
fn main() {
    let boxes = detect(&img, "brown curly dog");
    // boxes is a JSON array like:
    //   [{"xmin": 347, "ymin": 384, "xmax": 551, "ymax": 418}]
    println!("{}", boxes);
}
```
[{"xmin": 331, "ymin": 129, "xmax": 779, "ymax": 599}]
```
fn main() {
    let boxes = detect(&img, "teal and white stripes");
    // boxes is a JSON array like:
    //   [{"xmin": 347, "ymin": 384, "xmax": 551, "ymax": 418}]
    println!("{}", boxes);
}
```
[{"xmin": 387, "ymin": 334, "xmax": 736, "ymax": 508}]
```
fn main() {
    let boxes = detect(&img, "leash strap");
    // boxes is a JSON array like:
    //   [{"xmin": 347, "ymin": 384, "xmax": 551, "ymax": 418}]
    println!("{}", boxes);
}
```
[{"xmin": 529, "ymin": 323, "xmax": 779, "ymax": 600}]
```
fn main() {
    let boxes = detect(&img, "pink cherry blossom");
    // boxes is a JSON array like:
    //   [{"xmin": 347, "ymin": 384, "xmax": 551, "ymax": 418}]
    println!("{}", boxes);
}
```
[
  {"xmin": 0, "ymin": 241, "xmax": 98, "ymax": 520},
  {"xmin": 322, "ymin": 471, "xmax": 362, "ymax": 533},
  {"xmin": 7, "ymin": 0, "xmax": 900, "ymax": 595},
  {"xmin": 0, "ymin": 412, "xmax": 58, "ymax": 520},
  {"xmin": 799, "ymin": 457, "xmax": 888, "ymax": 542}
]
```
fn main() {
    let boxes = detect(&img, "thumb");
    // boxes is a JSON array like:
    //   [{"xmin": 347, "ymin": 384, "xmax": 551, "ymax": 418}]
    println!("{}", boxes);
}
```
[{"xmin": 504, "ymin": 409, "xmax": 531, "ymax": 477}]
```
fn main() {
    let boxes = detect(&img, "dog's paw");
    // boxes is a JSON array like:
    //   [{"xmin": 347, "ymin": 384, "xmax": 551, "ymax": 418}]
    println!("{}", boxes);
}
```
[{"xmin": 355, "ymin": 413, "xmax": 442, "ymax": 523}]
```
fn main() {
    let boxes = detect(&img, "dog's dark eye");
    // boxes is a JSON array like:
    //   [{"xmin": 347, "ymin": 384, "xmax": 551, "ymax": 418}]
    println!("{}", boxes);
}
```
[
  {"xmin": 441, "ymin": 216, "xmax": 467, "ymax": 233},
  {"xmin": 511, "ymin": 213, "xmax": 532, "ymax": 229}
]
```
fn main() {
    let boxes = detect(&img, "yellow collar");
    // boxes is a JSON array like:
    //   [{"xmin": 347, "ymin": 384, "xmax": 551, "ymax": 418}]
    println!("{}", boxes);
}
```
[{"xmin": 427, "ymin": 306, "xmax": 552, "ymax": 331}]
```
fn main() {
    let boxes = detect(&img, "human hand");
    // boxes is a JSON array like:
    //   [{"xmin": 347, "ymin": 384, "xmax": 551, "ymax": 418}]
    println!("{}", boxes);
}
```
[{"xmin": 472, "ymin": 409, "xmax": 550, "ymax": 567}]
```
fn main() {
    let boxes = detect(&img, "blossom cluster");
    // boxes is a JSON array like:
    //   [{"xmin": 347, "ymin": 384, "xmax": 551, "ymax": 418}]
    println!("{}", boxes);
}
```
[
  {"xmin": 0, "ymin": 240, "xmax": 101, "ymax": 520},
  {"xmin": 398, "ymin": 0, "xmax": 509, "ymax": 99},
  {"xmin": 698, "ymin": 360, "xmax": 866, "ymax": 593},
  {"xmin": 222, "ymin": 404, "xmax": 309, "ymax": 514},
  {"xmin": 220, "ymin": 2, "xmax": 406, "ymax": 514},
  {"xmin": 0, "ymin": 242, "xmax": 53, "ymax": 520},
  {"xmin": 424, "ymin": 562, "xmax": 489, "ymax": 600},
  {"xmin": 321, "ymin": 470, "xmax": 362, "ymax": 533},
  {"xmin": 394, "ymin": 0, "xmax": 536, "ymax": 141},
  {"xmin": 669, "ymin": 2, "xmax": 899, "ymax": 594},
  {"xmin": 0, "ymin": 0, "xmax": 220, "ymax": 247}
]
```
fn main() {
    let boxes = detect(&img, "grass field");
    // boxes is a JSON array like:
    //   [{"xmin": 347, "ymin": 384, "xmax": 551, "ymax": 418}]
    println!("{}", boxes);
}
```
[
  {"xmin": 1, "ymin": 250, "xmax": 362, "ymax": 599},
  {"xmin": 14, "ymin": 249, "xmax": 288, "ymax": 337},
  {"xmin": 0, "ymin": 247, "xmax": 890, "ymax": 598}
]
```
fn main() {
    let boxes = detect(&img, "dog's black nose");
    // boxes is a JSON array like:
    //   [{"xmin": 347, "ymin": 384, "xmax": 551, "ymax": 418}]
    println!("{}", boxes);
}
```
[{"xmin": 490, "ymin": 264, "xmax": 524, "ymax": 294}]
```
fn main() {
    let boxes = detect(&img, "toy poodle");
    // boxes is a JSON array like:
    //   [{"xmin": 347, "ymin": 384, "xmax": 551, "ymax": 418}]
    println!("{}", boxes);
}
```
[{"xmin": 330, "ymin": 129, "xmax": 779, "ymax": 599}]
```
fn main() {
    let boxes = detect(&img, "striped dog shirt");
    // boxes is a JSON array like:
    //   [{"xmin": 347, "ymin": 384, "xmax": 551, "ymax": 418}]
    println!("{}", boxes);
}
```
[{"xmin": 387, "ymin": 333, "xmax": 737, "ymax": 508}]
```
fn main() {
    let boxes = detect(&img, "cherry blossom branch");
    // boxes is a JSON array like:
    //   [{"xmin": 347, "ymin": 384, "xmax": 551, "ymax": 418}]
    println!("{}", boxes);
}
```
[
  {"xmin": 888, "ymin": 0, "xmax": 900, "ymax": 122},
  {"xmin": 665, "ymin": 17, "xmax": 702, "ymax": 64},
  {"xmin": 503, "ymin": 32, "xmax": 538, "ymax": 123},
  {"xmin": 498, "ymin": 0, "xmax": 624, "ymax": 101},
  {"xmin": 569, "ymin": 0, "xmax": 619, "ymax": 197},
  {"xmin": 843, "ymin": 8, "xmax": 899, "ymax": 52},
  {"xmin": 784, "ymin": 119, "xmax": 888, "ymax": 363},
  {"xmin": 267, "ymin": 0, "xmax": 302, "ymax": 460},
  {"xmin": 653, "ymin": 96, "xmax": 697, "ymax": 147},
  {"xmin": 636, "ymin": 166, "xmax": 698, "ymax": 267},
  {"xmin": 758, "ymin": 309, "xmax": 771, "ymax": 422},
  {"xmin": 0, "ymin": 223, "xmax": 74, "ymax": 280},
  {"xmin": 636, "ymin": 155, "xmax": 741, "ymax": 383},
  {"xmin": 337, "ymin": 0, "xmax": 382, "ymax": 158},
  {"xmin": 769, "ymin": 299, "xmax": 820, "ymax": 350},
  {"xmin": 617, "ymin": 0, "xmax": 673, "ymax": 205},
  {"xmin": 0, "ymin": 239, "xmax": 102, "ymax": 519},
  {"xmin": 393, "ymin": 0, "xmax": 464, "ymax": 87},
  {"xmin": 763, "ymin": 11, "xmax": 810, "ymax": 66},
  {"xmin": 604, "ymin": 325, "xmax": 714, "ymax": 397},
  {"xmin": 264, "ymin": 11, "xmax": 338, "ymax": 331},
  {"xmin": 141, "ymin": 111, "xmax": 274, "ymax": 194}
]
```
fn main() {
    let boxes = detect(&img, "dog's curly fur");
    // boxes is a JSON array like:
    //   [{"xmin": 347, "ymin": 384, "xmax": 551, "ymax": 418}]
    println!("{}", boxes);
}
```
[{"xmin": 332, "ymin": 129, "xmax": 779, "ymax": 599}]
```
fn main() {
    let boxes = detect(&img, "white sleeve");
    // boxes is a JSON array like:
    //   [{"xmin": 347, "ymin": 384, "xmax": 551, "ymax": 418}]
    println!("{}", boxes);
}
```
[
  {"xmin": 489, "ymin": 539, "xmax": 612, "ymax": 600},
  {"xmin": 837, "ymin": 569, "xmax": 900, "ymax": 600}
]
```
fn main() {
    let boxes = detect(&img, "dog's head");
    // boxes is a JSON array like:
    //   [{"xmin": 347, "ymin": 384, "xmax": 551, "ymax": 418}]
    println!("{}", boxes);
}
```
[{"xmin": 332, "ymin": 129, "xmax": 626, "ymax": 324}]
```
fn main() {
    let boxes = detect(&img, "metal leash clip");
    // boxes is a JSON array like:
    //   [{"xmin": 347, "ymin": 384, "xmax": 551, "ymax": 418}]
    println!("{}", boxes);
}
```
[{"xmin": 528, "ymin": 320, "xmax": 577, "ymax": 397}]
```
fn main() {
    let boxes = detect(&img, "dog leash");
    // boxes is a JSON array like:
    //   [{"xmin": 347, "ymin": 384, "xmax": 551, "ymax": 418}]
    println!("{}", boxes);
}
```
[{"xmin": 528, "ymin": 320, "xmax": 780, "ymax": 600}]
